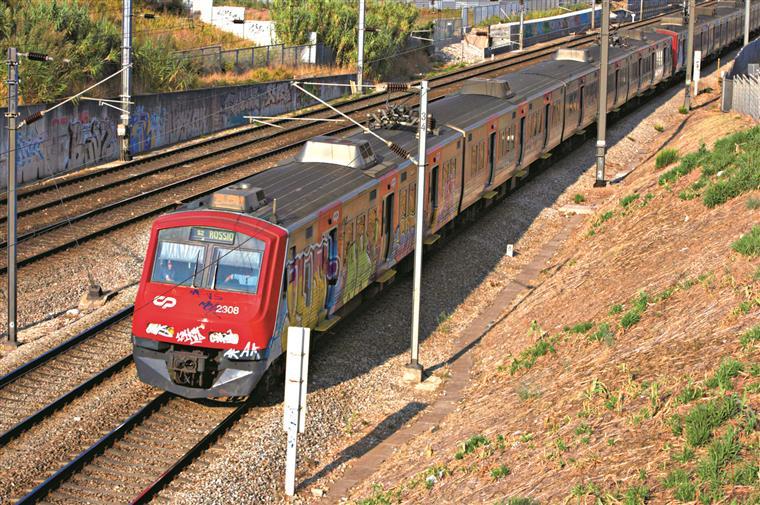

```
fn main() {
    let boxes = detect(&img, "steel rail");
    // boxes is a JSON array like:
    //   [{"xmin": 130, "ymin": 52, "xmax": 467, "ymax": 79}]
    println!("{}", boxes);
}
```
[
  {"xmin": 0, "ymin": 5, "xmax": 728, "ymax": 273},
  {"xmin": 13, "ymin": 392, "xmax": 250, "ymax": 504},
  {"xmin": 0, "ymin": 6, "xmax": 685, "ymax": 220},
  {"xmin": 130, "ymin": 399, "xmax": 251, "ymax": 504},
  {"xmin": 0, "ymin": 37, "xmax": 600, "ymax": 274},
  {"xmin": 0, "ymin": 354, "xmax": 132, "ymax": 446},
  {"xmin": 14, "ymin": 393, "xmax": 170, "ymax": 505},
  {"xmin": 0, "ymin": 306, "xmax": 132, "ymax": 388},
  {"xmin": 0, "ymin": 32, "xmax": 591, "ymax": 233},
  {"xmin": 0, "ymin": 29, "xmax": 596, "ymax": 210}
]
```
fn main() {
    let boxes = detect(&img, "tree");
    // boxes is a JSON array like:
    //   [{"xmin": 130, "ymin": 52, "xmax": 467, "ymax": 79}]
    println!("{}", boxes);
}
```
[{"xmin": 270, "ymin": 0, "xmax": 418, "ymax": 77}]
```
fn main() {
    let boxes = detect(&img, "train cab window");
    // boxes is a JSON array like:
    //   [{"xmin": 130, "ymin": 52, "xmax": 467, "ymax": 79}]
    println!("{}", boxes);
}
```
[
  {"xmin": 213, "ymin": 248, "xmax": 263, "ymax": 294},
  {"xmin": 152, "ymin": 240, "xmax": 205, "ymax": 287}
]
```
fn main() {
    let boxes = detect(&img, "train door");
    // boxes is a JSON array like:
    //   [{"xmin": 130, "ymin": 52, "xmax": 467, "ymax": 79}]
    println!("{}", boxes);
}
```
[
  {"xmin": 487, "ymin": 132, "xmax": 496, "ymax": 186},
  {"xmin": 517, "ymin": 116, "xmax": 526, "ymax": 165},
  {"xmin": 614, "ymin": 69, "xmax": 620, "ymax": 105},
  {"xmin": 382, "ymin": 193, "xmax": 394, "ymax": 261},
  {"xmin": 542, "ymin": 104, "xmax": 550, "ymax": 149},
  {"xmin": 325, "ymin": 227, "xmax": 339, "ymax": 306},
  {"xmin": 429, "ymin": 165, "xmax": 439, "ymax": 226}
]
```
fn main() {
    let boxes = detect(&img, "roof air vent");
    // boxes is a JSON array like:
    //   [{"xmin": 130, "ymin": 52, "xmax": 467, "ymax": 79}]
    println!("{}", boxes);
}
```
[
  {"xmin": 661, "ymin": 16, "xmax": 685, "ymax": 25},
  {"xmin": 555, "ymin": 48, "xmax": 594, "ymax": 62},
  {"xmin": 296, "ymin": 136, "xmax": 377, "ymax": 169},
  {"xmin": 210, "ymin": 183, "xmax": 266, "ymax": 213},
  {"xmin": 460, "ymin": 78, "xmax": 513, "ymax": 98}
]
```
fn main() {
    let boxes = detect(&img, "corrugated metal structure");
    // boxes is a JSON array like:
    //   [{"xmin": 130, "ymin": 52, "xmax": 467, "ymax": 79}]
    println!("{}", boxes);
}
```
[{"xmin": 721, "ymin": 37, "xmax": 760, "ymax": 120}]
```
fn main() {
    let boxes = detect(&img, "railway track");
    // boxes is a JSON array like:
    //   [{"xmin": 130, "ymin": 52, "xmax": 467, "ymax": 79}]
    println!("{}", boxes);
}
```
[
  {"xmin": 0, "ymin": 308, "xmax": 133, "ymax": 447},
  {"xmin": 0, "ymin": 10, "xmax": 688, "ymax": 275},
  {"xmin": 15, "ymin": 393, "xmax": 250, "ymax": 504}
]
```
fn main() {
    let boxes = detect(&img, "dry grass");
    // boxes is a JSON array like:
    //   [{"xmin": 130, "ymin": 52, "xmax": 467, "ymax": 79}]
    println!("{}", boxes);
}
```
[
  {"xmin": 196, "ymin": 64, "xmax": 353, "ymax": 88},
  {"xmin": 345, "ymin": 86, "xmax": 759, "ymax": 504}
]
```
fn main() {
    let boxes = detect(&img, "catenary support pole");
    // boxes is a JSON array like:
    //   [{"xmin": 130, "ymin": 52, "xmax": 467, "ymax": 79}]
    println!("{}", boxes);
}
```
[
  {"xmin": 357, "ymin": 0, "xmax": 365, "ymax": 91},
  {"xmin": 519, "ymin": 0, "xmax": 525, "ymax": 50},
  {"xmin": 592, "ymin": 0, "xmax": 596, "ymax": 31},
  {"xmin": 684, "ymin": 0, "xmax": 695, "ymax": 110},
  {"xmin": 5, "ymin": 48, "xmax": 18, "ymax": 346},
  {"xmin": 119, "ymin": 0, "xmax": 132, "ymax": 161},
  {"xmin": 407, "ymin": 80, "xmax": 429, "ymax": 384},
  {"xmin": 640, "ymin": 0, "xmax": 644, "ymax": 21},
  {"xmin": 744, "ymin": 0, "xmax": 751, "ymax": 46},
  {"xmin": 595, "ymin": 0, "xmax": 609, "ymax": 187}
]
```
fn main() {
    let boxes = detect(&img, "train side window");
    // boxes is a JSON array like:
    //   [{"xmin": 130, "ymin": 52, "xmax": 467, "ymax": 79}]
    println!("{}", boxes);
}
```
[
  {"xmin": 470, "ymin": 143, "xmax": 477, "ymax": 176},
  {"xmin": 400, "ymin": 188, "xmax": 408, "ymax": 223},
  {"xmin": 479, "ymin": 141, "xmax": 485, "ymax": 172},
  {"xmin": 303, "ymin": 256, "xmax": 312, "ymax": 307},
  {"xmin": 408, "ymin": 182, "xmax": 416, "ymax": 216}
]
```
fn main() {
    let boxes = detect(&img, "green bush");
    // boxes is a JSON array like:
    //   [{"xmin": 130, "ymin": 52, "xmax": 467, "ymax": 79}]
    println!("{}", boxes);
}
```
[
  {"xmin": 620, "ymin": 193, "xmax": 640, "ymax": 208},
  {"xmin": 683, "ymin": 395, "xmax": 740, "ymax": 447},
  {"xmin": 271, "ymin": 0, "xmax": 418, "ymax": 78},
  {"xmin": 731, "ymin": 225, "xmax": 760, "ymax": 257},
  {"xmin": 0, "ymin": 0, "xmax": 120, "ymax": 103},
  {"xmin": 655, "ymin": 149, "xmax": 680, "ymax": 169},
  {"xmin": 705, "ymin": 358, "xmax": 743, "ymax": 390},
  {"xmin": 656, "ymin": 127, "xmax": 760, "ymax": 207},
  {"xmin": 740, "ymin": 325, "xmax": 760, "ymax": 349}
]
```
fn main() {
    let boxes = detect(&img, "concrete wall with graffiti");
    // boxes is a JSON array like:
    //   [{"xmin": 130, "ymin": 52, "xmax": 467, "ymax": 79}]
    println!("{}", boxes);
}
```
[{"xmin": 0, "ymin": 73, "xmax": 353, "ymax": 190}]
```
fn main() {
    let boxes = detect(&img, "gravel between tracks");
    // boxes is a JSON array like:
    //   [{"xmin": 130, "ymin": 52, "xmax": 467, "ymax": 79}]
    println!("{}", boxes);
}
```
[{"xmin": 0, "ymin": 366, "xmax": 158, "ymax": 502}]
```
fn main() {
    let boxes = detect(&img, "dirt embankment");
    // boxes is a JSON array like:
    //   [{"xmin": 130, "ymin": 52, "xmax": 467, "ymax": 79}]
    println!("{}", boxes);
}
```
[{"xmin": 347, "ymin": 87, "xmax": 759, "ymax": 502}]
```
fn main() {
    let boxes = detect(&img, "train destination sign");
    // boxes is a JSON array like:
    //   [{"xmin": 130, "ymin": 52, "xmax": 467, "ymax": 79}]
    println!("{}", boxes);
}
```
[{"xmin": 189, "ymin": 227, "xmax": 235, "ymax": 245}]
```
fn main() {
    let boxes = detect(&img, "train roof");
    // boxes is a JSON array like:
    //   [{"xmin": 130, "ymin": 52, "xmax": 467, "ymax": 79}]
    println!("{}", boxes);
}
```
[
  {"xmin": 522, "ymin": 56, "xmax": 595, "ymax": 82},
  {"xmin": 181, "ymin": 121, "xmax": 460, "ymax": 230},
  {"xmin": 430, "ymin": 93, "xmax": 513, "ymax": 129}
]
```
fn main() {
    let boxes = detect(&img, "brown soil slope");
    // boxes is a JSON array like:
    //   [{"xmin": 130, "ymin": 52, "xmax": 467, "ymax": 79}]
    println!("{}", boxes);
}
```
[{"xmin": 349, "ymin": 108, "xmax": 760, "ymax": 503}]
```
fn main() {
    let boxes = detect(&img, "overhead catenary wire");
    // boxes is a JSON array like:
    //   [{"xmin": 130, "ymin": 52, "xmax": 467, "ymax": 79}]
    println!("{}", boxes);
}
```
[{"xmin": 291, "ymin": 81, "xmax": 415, "ymax": 163}]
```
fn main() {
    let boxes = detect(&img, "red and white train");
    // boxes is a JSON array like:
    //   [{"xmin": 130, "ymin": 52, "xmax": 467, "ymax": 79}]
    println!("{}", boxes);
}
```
[{"xmin": 132, "ymin": 3, "xmax": 760, "ymax": 398}]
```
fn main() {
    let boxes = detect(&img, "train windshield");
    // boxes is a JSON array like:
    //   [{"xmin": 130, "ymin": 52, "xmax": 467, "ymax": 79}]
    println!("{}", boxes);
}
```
[
  {"xmin": 150, "ymin": 226, "xmax": 266, "ymax": 292},
  {"xmin": 213, "ymin": 248, "xmax": 263, "ymax": 294},
  {"xmin": 152, "ymin": 241, "xmax": 205, "ymax": 286}
]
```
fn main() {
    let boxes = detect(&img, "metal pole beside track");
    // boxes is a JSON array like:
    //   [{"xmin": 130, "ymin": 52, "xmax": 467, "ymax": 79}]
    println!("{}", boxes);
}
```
[
  {"xmin": 5, "ymin": 47, "xmax": 18, "ymax": 346},
  {"xmin": 684, "ymin": 0, "xmax": 696, "ymax": 110},
  {"xmin": 595, "ymin": 0, "xmax": 609, "ymax": 187},
  {"xmin": 119, "ymin": 0, "xmax": 132, "ymax": 161},
  {"xmin": 519, "ymin": 0, "xmax": 525, "ymax": 50},
  {"xmin": 357, "ymin": 0, "xmax": 366, "ymax": 91},
  {"xmin": 406, "ymin": 80, "xmax": 429, "ymax": 384},
  {"xmin": 745, "ymin": 0, "xmax": 751, "ymax": 46}
]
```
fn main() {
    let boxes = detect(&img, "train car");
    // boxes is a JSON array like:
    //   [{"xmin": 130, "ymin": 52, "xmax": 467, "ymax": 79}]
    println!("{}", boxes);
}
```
[{"xmin": 132, "ymin": 2, "xmax": 754, "ymax": 398}]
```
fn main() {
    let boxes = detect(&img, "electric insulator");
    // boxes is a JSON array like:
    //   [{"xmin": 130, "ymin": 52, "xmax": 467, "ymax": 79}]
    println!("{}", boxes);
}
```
[
  {"xmin": 388, "ymin": 142, "xmax": 410, "ymax": 159},
  {"xmin": 26, "ymin": 52, "xmax": 50, "ymax": 62},
  {"xmin": 24, "ymin": 111, "xmax": 44, "ymax": 125},
  {"xmin": 385, "ymin": 82, "xmax": 411, "ymax": 92}
]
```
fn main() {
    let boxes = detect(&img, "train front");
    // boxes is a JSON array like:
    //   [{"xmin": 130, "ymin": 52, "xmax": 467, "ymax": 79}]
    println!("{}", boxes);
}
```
[{"xmin": 131, "ymin": 206, "xmax": 287, "ymax": 399}]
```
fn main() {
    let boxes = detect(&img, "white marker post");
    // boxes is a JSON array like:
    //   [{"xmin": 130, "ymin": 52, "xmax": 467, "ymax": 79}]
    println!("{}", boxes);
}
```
[
  {"xmin": 283, "ymin": 326, "xmax": 310, "ymax": 497},
  {"xmin": 693, "ymin": 50, "xmax": 702, "ymax": 97}
]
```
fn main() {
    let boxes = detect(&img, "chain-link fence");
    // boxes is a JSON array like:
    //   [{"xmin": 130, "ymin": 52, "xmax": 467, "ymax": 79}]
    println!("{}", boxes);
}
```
[
  {"xmin": 433, "ymin": 17, "xmax": 465, "ymax": 47},
  {"xmin": 174, "ymin": 43, "xmax": 337, "ymax": 74}
]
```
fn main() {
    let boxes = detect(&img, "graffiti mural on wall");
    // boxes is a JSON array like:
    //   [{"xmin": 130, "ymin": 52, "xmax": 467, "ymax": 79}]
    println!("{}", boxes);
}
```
[
  {"xmin": 0, "ymin": 73, "xmax": 352, "ymax": 190},
  {"xmin": 129, "ymin": 105, "xmax": 162, "ymax": 154},
  {"xmin": 0, "ymin": 107, "xmax": 118, "ymax": 188}
]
